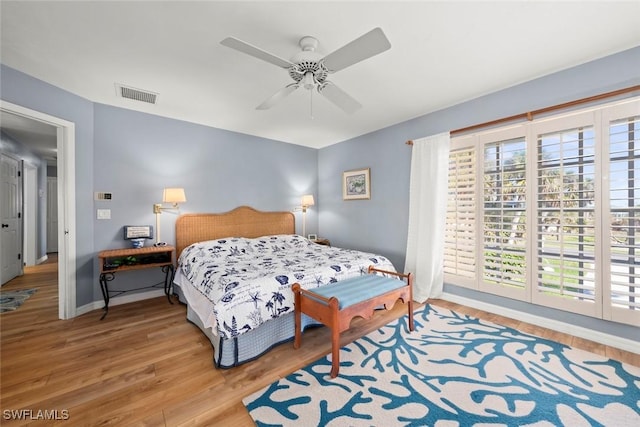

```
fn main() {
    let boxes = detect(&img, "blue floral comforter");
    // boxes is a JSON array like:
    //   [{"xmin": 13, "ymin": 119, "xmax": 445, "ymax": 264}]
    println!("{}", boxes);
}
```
[{"xmin": 178, "ymin": 234, "xmax": 395, "ymax": 340}]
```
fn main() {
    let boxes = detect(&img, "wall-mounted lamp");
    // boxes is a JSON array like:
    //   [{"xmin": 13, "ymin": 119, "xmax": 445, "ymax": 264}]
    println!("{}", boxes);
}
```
[
  {"xmin": 153, "ymin": 187, "xmax": 187, "ymax": 246},
  {"xmin": 301, "ymin": 194, "xmax": 315, "ymax": 238}
]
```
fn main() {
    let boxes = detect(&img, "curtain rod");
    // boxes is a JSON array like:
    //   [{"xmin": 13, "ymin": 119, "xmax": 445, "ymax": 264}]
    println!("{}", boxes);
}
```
[{"xmin": 405, "ymin": 84, "xmax": 640, "ymax": 146}]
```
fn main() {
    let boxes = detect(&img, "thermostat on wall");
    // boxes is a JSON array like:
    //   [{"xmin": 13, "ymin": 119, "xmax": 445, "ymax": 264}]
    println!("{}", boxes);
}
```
[{"xmin": 95, "ymin": 192, "xmax": 112, "ymax": 200}]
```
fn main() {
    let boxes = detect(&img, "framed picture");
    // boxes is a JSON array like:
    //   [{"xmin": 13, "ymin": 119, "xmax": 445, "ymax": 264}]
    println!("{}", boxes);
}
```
[
  {"xmin": 308, "ymin": 234, "xmax": 318, "ymax": 240},
  {"xmin": 343, "ymin": 167, "xmax": 371, "ymax": 200}
]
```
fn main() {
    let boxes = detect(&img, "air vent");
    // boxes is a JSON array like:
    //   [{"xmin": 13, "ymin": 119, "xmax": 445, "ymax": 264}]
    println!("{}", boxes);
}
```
[{"xmin": 115, "ymin": 84, "xmax": 158, "ymax": 104}]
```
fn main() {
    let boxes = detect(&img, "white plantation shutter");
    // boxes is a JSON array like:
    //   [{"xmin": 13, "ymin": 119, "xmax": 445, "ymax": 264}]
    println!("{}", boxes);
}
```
[
  {"xmin": 605, "ymin": 112, "xmax": 640, "ymax": 324},
  {"xmin": 444, "ymin": 147, "xmax": 476, "ymax": 284},
  {"xmin": 482, "ymin": 138, "xmax": 527, "ymax": 292},
  {"xmin": 534, "ymin": 125, "xmax": 597, "ymax": 313}
]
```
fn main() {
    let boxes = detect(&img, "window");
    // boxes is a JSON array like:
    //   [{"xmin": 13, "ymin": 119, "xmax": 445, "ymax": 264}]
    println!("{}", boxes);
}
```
[{"xmin": 445, "ymin": 98, "xmax": 640, "ymax": 327}]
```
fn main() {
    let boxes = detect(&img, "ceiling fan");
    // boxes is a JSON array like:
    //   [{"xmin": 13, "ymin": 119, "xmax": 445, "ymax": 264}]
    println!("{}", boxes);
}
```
[{"xmin": 220, "ymin": 28, "xmax": 391, "ymax": 114}]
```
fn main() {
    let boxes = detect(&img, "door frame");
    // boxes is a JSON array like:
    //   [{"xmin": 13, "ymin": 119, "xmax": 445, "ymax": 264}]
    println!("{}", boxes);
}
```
[
  {"xmin": 23, "ymin": 161, "xmax": 38, "ymax": 266},
  {"xmin": 1, "ymin": 100, "xmax": 76, "ymax": 319},
  {"xmin": 46, "ymin": 176, "xmax": 58, "ymax": 254}
]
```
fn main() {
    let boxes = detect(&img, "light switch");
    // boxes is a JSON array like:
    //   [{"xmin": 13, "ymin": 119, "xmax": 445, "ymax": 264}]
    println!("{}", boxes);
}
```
[{"xmin": 97, "ymin": 209, "xmax": 111, "ymax": 220}]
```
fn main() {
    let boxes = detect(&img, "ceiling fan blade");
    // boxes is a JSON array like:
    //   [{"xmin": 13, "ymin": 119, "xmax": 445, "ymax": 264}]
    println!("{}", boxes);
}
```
[
  {"xmin": 321, "ymin": 27, "xmax": 391, "ymax": 73},
  {"xmin": 221, "ymin": 37, "xmax": 293, "ymax": 69},
  {"xmin": 257, "ymin": 84, "xmax": 299, "ymax": 110},
  {"xmin": 318, "ymin": 82, "xmax": 362, "ymax": 114}
]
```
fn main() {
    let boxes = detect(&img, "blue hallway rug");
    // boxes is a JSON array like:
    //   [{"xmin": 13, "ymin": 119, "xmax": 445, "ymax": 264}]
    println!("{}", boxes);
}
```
[
  {"xmin": 0, "ymin": 288, "xmax": 37, "ymax": 313},
  {"xmin": 243, "ymin": 305, "xmax": 640, "ymax": 426}
]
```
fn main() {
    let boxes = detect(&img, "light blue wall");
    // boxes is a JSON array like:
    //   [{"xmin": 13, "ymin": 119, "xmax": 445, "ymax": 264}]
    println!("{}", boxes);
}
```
[
  {"xmin": 318, "ymin": 46, "xmax": 640, "ymax": 341},
  {"xmin": 92, "ymin": 104, "xmax": 318, "ymax": 300},
  {"xmin": 318, "ymin": 126, "xmax": 411, "ymax": 270}
]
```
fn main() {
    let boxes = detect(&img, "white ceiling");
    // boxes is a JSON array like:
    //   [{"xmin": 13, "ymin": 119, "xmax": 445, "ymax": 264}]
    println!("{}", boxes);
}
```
[
  {"xmin": 1, "ymin": 1, "xmax": 639, "ymax": 149},
  {"xmin": 0, "ymin": 111, "xmax": 58, "ymax": 163}
]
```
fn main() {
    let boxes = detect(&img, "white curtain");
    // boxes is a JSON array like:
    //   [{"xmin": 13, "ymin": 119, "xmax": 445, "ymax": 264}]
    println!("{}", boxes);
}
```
[{"xmin": 404, "ymin": 132, "xmax": 450, "ymax": 302}]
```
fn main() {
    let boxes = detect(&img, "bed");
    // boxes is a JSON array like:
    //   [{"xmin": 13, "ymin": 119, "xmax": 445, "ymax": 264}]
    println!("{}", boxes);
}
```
[{"xmin": 172, "ymin": 206, "xmax": 397, "ymax": 368}]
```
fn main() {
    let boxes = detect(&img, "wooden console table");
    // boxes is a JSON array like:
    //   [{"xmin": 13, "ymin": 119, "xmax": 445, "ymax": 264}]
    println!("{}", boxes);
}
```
[{"xmin": 98, "ymin": 245, "xmax": 175, "ymax": 320}]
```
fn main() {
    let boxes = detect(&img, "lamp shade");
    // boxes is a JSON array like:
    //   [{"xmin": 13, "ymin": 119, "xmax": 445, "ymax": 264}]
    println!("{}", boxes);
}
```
[
  {"xmin": 301, "ymin": 194, "xmax": 315, "ymax": 207},
  {"xmin": 163, "ymin": 188, "xmax": 186, "ymax": 204}
]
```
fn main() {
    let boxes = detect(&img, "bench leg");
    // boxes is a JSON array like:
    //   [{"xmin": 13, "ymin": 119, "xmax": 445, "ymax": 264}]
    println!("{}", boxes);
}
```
[
  {"xmin": 293, "ymin": 283, "xmax": 301, "ymax": 349},
  {"xmin": 407, "ymin": 273, "xmax": 415, "ymax": 331},
  {"xmin": 294, "ymin": 309, "xmax": 301, "ymax": 349},
  {"xmin": 408, "ymin": 299, "xmax": 415, "ymax": 331},
  {"xmin": 330, "ymin": 326, "xmax": 340, "ymax": 378}
]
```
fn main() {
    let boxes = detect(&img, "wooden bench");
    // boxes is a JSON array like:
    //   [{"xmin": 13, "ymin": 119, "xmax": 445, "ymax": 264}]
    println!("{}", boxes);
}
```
[{"xmin": 292, "ymin": 266, "xmax": 414, "ymax": 378}]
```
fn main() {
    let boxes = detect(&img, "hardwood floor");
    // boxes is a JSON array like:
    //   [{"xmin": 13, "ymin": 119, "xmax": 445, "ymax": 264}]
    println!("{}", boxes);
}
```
[{"xmin": 1, "ymin": 257, "xmax": 638, "ymax": 426}]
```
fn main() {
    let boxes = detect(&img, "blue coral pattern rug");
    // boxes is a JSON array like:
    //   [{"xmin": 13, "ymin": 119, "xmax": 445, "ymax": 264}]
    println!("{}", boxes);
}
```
[
  {"xmin": 243, "ymin": 305, "xmax": 640, "ymax": 426},
  {"xmin": 0, "ymin": 288, "xmax": 37, "ymax": 313}
]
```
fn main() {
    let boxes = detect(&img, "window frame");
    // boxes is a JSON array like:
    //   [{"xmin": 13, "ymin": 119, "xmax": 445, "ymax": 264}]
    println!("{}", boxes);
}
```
[{"xmin": 446, "ymin": 97, "xmax": 640, "ymax": 327}]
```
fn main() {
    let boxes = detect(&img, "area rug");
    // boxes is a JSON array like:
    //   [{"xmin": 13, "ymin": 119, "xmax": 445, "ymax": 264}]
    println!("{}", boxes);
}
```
[
  {"xmin": 243, "ymin": 305, "xmax": 640, "ymax": 426},
  {"xmin": 0, "ymin": 288, "xmax": 37, "ymax": 313}
]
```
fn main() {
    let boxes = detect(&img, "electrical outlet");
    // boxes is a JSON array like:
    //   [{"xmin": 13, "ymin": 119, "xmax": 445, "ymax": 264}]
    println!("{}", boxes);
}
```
[{"xmin": 97, "ymin": 209, "xmax": 111, "ymax": 220}]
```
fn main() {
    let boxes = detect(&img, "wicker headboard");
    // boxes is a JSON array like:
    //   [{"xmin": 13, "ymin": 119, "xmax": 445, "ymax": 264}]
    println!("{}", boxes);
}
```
[{"xmin": 175, "ymin": 206, "xmax": 295, "ymax": 257}]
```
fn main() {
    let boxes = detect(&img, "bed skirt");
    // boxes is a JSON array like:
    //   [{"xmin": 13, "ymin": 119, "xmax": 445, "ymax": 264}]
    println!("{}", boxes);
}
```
[{"xmin": 176, "ymin": 285, "xmax": 321, "ymax": 368}]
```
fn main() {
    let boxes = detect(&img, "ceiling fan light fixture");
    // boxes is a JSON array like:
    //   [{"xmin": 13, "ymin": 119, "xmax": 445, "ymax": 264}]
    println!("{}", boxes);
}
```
[{"xmin": 302, "ymin": 72, "xmax": 315, "ymax": 90}]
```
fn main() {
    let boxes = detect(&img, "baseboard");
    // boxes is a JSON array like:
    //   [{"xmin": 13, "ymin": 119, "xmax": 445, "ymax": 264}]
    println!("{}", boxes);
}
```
[
  {"xmin": 440, "ymin": 292, "xmax": 639, "ymax": 354},
  {"xmin": 22, "ymin": 255, "xmax": 48, "ymax": 269},
  {"xmin": 75, "ymin": 289, "xmax": 166, "ymax": 318}
]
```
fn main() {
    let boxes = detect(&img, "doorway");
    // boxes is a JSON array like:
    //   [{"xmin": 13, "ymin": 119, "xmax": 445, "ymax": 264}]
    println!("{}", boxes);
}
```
[{"xmin": 0, "ymin": 100, "xmax": 76, "ymax": 319}]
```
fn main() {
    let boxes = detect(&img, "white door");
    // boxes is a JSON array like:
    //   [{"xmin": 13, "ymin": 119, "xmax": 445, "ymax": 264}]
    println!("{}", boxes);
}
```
[
  {"xmin": 47, "ymin": 177, "xmax": 58, "ymax": 253},
  {"xmin": 1, "ymin": 153, "xmax": 22, "ymax": 285}
]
